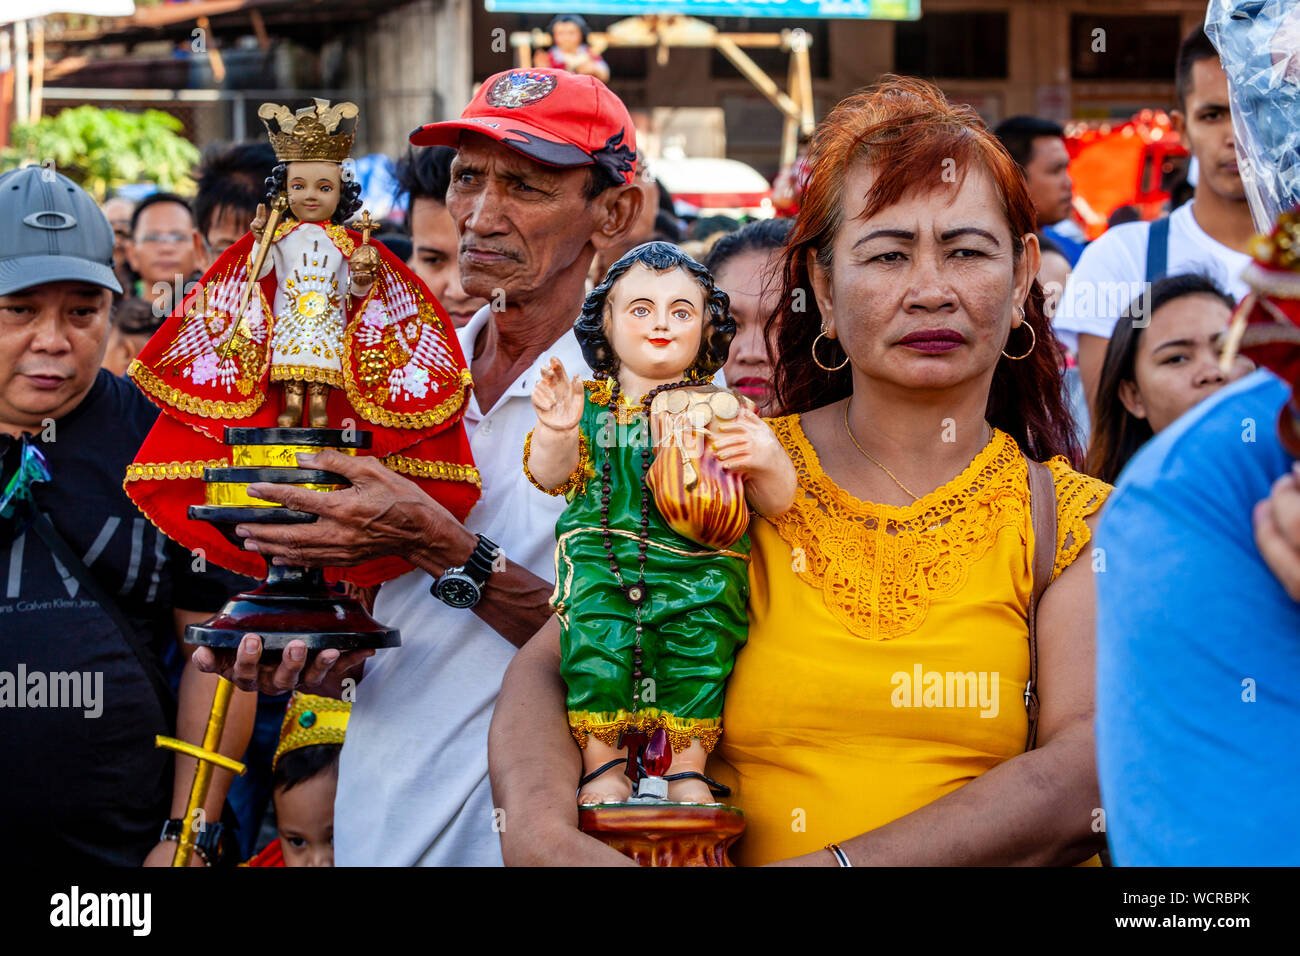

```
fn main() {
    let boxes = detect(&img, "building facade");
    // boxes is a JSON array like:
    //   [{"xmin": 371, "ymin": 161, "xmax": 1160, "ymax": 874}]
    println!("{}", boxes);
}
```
[{"xmin": 474, "ymin": 0, "xmax": 1215, "ymax": 177}]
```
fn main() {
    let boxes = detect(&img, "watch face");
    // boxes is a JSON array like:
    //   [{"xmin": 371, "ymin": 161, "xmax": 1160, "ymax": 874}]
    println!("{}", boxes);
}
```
[{"xmin": 437, "ymin": 574, "xmax": 480, "ymax": 608}]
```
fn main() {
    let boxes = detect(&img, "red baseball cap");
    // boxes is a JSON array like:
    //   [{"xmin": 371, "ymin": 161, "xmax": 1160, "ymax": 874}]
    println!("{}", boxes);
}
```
[{"xmin": 409, "ymin": 68, "xmax": 637, "ymax": 185}]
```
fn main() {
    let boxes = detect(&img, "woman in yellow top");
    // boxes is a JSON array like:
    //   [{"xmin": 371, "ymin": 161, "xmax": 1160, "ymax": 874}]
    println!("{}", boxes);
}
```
[{"xmin": 489, "ymin": 76, "xmax": 1110, "ymax": 866}]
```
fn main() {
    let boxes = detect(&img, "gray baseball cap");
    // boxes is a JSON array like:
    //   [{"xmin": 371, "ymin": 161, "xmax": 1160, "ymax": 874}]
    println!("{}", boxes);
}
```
[{"xmin": 0, "ymin": 165, "xmax": 122, "ymax": 297}]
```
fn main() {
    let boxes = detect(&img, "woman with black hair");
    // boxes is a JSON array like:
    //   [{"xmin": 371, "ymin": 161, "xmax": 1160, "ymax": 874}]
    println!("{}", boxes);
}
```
[
  {"xmin": 1088, "ymin": 274, "xmax": 1255, "ymax": 483},
  {"xmin": 523, "ymin": 241, "xmax": 795, "ymax": 806},
  {"xmin": 707, "ymin": 218, "xmax": 795, "ymax": 413}
]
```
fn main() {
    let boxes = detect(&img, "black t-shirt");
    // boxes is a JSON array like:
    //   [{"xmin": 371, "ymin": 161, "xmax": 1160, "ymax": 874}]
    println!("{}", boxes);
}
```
[{"xmin": 0, "ymin": 370, "xmax": 236, "ymax": 865}]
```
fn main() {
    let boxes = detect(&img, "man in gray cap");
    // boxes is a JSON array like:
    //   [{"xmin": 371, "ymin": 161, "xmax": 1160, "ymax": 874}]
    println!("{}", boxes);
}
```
[{"xmin": 0, "ymin": 166, "xmax": 254, "ymax": 866}]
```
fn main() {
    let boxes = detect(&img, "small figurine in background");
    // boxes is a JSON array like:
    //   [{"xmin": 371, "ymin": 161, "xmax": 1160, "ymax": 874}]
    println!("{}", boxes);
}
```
[
  {"xmin": 243, "ymin": 692, "xmax": 350, "ymax": 867},
  {"xmin": 533, "ymin": 14, "xmax": 610, "ymax": 83},
  {"xmin": 525, "ymin": 241, "xmax": 796, "ymax": 806}
]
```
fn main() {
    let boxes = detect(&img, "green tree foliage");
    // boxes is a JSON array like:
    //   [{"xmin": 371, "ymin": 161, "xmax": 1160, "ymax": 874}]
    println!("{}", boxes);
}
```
[{"xmin": 2, "ymin": 106, "xmax": 199, "ymax": 199}]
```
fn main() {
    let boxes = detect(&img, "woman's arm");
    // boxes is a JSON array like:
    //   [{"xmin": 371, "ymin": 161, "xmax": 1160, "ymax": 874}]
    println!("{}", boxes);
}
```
[
  {"xmin": 488, "ymin": 617, "xmax": 636, "ymax": 866},
  {"xmin": 526, "ymin": 358, "xmax": 584, "ymax": 491},
  {"xmin": 773, "ymin": 514, "xmax": 1105, "ymax": 867}
]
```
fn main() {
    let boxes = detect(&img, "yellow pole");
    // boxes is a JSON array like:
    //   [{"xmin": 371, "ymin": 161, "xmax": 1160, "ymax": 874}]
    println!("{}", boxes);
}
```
[
  {"xmin": 30, "ymin": 18, "xmax": 44, "ymax": 125},
  {"xmin": 155, "ymin": 677, "xmax": 245, "ymax": 867},
  {"xmin": 1219, "ymin": 299, "xmax": 1251, "ymax": 374},
  {"xmin": 782, "ymin": 44, "xmax": 800, "ymax": 169},
  {"xmin": 217, "ymin": 194, "xmax": 286, "ymax": 361}
]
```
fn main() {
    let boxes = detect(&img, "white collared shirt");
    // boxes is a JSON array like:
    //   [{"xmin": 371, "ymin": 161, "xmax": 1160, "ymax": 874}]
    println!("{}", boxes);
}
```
[
  {"xmin": 334, "ymin": 304, "xmax": 590, "ymax": 867},
  {"xmin": 1052, "ymin": 201, "xmax": 1251, "ymax": 353}
]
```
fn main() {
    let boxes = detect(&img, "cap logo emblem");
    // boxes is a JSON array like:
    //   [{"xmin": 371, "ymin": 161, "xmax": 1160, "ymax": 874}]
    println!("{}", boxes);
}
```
[
  {"xmin": 23, "ymin": 210, "xmax": 77, "ymax": 230},
  {"xmin": 486, "ymin": 71, "xmax": 557, "ymax": 109}
]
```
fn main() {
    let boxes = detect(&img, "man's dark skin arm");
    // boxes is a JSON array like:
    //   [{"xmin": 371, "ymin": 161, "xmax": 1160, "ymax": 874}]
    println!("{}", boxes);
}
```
[
  {"xmin": 240, "ymin": 450, "xmax": 555, "ymax": 647},
  {"xmin": 193, "ymin": 451, "xmax": 555, "ymax": 694}
]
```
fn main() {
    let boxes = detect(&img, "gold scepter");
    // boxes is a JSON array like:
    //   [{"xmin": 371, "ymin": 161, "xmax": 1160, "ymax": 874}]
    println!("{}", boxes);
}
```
[
  {"xmin": 355, "ymin": 208, "xmax": 376, "ymax": 248},
  {"xmin": 155, "ymin": 677, "xmax": 247, "ymax": 867},
  {"xmin": 219, "ymin": 195, "xmax": 289, "ymax": 361}
]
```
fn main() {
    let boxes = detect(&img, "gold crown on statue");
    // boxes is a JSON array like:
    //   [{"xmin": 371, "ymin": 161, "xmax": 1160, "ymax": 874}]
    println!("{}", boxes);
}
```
[
  {"xmin": 258, "ymin": 98, "xmax": 359, "ymax": 163},
  {"xmin": 272, "ymin": 692, "xmax": 351, "ymax": 769}
]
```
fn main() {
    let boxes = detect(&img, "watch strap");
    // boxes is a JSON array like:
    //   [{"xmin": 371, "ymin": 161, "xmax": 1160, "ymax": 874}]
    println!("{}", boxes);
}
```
[
  {"xmin": 463, "ymin": 534, "xmax": 499, "ymax": 585},
  {"xmin": 159, "ymin": 817, "xmax": 224, "ymax": 864}
]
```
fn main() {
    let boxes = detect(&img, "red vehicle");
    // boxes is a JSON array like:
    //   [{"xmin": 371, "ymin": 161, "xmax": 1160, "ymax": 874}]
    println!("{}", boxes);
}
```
[{"xmin": 1065, "ymin": 110, "xmax": 1190, "ymax": 239}]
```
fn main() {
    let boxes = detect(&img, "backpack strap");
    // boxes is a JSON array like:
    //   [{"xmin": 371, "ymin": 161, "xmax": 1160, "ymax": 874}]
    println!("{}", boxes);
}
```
[
  {"xmin": 1144, "ymin": 215, "xmax": 1171, "ymax": 285},
  {"xmin": 28, "ymin": 509, "xmax": 177, "ymax": 726},
  {"xmin": 1023, "ymin": 457, "xmax": 1057, "ymax": 752}
]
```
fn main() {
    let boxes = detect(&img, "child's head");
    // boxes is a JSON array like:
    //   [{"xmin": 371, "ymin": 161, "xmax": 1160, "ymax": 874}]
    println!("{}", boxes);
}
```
[
  {"xmin": 271, "ymin": 742, "xmax": 339, "ymax": 867},
  {"xmin": 266, "ymin": 160, "xmax": 363, "ymax": 226},
  {"xmin": 271, "ymin": 693, "xmax": 350, "ymax": 867},
  {"xmin": 575, "ymin": 241, "xmax": 736, "ymax": 384}
]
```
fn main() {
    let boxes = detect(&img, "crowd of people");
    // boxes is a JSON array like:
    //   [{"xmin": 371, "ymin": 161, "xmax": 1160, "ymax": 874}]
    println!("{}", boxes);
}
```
[{"xmin": 2, "ymin": 17, "xmax": 1297, "ymax": 869}]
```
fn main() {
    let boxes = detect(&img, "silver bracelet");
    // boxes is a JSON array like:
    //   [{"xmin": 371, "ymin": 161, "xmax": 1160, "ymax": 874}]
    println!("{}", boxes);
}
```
[{"xmin": 825, "ymin": 842, "xmax": 852, "ymax": 867}]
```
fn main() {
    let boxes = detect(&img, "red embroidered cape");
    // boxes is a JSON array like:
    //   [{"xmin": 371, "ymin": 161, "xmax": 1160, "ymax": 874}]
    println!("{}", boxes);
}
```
[
  {"xmin": 125, "ymin": 226, "xmax": 479, "ymax": 586},
  {"xmin": 1238, "ymin": 281, "xmax": 1300, "ymax": 382},
  {"xmin": 241, "ymin": 840, "xmax": 286, "ymax": 867}
]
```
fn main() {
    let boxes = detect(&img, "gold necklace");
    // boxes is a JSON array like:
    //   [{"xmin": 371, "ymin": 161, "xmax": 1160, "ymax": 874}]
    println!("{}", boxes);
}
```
[
  {"xmin": 842, "ymin": 403, "xmax": 993, "ymax": 504},
  {"xmin": 843, "ymin": 401, "xmax": 919, "ymax": 501}
]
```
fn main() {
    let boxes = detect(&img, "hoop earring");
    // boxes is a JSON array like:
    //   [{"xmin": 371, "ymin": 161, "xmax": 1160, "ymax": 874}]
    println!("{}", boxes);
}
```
[
  {"xmin": 812, "ymin": 330, "xmax": 849, "ymax": 372},
  {"xmin": 1002, "ymin": 317, "xmax": 1036, "ymax": 361}
]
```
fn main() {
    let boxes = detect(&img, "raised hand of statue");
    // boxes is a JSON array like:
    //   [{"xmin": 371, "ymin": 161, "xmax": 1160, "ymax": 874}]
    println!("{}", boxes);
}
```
[
  {"xmin": 708, "ymin": 406, "xmax": 797, "ymax": 519},
  {"xmin": 532, "ymin": 357, "xmax": 584, "ymax": 434},
  {"xmin": 250, "ymin": 202, "xmax": 268, "ymax": 239}
]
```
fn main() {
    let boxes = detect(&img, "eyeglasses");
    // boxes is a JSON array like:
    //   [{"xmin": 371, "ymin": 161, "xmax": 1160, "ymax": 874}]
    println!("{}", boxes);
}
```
[
  {"xmin": 136, "ymin": 231, "xmax": 191, "ymax": 245},
  {"xmin": 0, "ymin": 436, "xmax": 52, "ymax": 529}
]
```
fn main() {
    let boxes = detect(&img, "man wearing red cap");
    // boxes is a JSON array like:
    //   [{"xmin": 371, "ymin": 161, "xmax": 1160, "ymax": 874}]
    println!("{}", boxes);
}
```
[{"xmin": 197, "ymin": 69, "xmax": 644, "ymax": 865}]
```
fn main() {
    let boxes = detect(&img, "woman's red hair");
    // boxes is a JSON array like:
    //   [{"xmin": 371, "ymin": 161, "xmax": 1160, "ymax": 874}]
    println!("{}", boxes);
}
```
[{"xmin": 769, "ymin": 75, "xmax": 1081, "ymax": 464}]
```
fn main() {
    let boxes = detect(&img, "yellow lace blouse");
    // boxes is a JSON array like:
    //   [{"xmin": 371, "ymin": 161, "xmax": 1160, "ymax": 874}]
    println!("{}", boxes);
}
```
[{"xmin": 709, "ymin": 415, "xmax": 1110, "ymax": 866}]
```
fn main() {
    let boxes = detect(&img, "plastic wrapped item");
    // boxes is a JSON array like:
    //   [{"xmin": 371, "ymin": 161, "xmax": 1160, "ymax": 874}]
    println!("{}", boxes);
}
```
[{"xmin": 1205, "ymin": 0, "xmax": 1300, "ymax": 231}]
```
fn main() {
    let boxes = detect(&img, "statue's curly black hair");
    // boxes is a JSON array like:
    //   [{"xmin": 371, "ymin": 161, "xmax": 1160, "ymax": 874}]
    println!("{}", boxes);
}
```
[
  {"xmin": 575, "ymin": 241, "xmax": 735, "ymax": 382},
  {"xmin": 265, "ymin": 161, "xmax": 362, "ymax": 225}
]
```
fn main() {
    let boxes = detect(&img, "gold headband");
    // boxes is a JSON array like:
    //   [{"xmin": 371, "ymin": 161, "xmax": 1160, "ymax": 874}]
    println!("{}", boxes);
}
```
[{"xmin": 273, "ymin": 692, "xmax": 350, "ymax": 769}]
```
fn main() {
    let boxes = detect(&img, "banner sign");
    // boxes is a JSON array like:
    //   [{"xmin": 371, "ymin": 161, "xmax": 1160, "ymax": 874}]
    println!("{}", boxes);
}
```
[{"xmin": 485, "ymin": 0, "xmax": 921, "ymax": 20}]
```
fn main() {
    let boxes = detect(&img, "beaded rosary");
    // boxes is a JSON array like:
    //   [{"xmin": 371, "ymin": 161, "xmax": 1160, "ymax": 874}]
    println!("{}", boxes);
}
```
[{"xmin": 598, "ymin": 375, "xmax": 696, "ymax": 710}]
